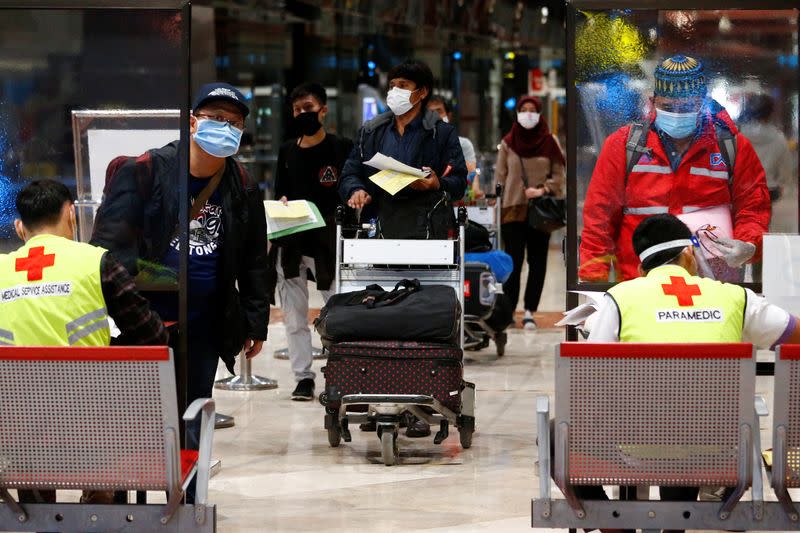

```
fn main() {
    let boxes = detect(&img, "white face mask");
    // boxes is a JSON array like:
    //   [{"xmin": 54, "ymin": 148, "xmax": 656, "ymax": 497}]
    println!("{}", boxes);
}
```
[
  {"xmin": 387, "ymin": 87, "xmax": 417, "ymax": 116},
  {"xmin": 517, "ymin": 111, "xmax": 540, "ymax": 130}
]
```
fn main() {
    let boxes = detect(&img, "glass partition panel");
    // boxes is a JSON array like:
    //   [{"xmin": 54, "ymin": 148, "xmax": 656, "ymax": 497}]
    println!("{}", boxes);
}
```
[
  {"xmin": 567, "ymin": 3, "xmax": 799, "ymax": 291},
  {"xmin": 0, "ymin": 0, "xmax": 190, "ymax": 426}
]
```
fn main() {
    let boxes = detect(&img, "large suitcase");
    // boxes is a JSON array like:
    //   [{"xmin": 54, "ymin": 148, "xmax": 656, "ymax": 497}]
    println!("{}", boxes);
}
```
[
  {"xmin": 315, "ymin": 280, "xmax": 461, "ymax": 345},
  {"xmin": 320, "ymin": 340, "xmax": 464, "ymax": 413}
]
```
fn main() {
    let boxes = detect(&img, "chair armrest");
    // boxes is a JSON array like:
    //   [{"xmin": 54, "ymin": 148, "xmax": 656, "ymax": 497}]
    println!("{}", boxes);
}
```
[
  {"xmin": 536, "ymin": 395, "xmax": 551, "ymax": 503},
  {"xmin": 752, "ymin": 398, "xmax": 768, "ymax": 519},
  {"xmin": 183, "ymin": 398, "xmax": 215, "ymax": 506}
]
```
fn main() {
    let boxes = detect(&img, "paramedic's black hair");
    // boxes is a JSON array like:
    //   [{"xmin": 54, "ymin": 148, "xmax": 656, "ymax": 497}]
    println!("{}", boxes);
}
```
[
  {"xmin": 16, "ymin": 180, "xmax": 73, "ymax": 231},
  {"xmin": 632, "ymin": 214, "xmax": 693, "ymax": 271}
]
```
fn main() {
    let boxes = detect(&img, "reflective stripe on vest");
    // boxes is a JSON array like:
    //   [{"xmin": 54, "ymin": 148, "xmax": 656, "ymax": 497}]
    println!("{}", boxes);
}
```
[
  {"xmin": 607, "ymin": 264, "xmax": 745, "ymax": 343},
  {"xmin": 0, "ymin": 235, "xmax": 110, "ymax": 347},
  {"xmin": 65, "ymin": 307, "xmax": 109, "ymax": 346}
]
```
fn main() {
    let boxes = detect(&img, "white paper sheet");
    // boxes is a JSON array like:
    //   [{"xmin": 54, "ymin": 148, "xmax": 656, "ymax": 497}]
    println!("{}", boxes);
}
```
[
  {"xmin": 363, "ymin": 152, "xmax": 431, "ymax": 178},
  {"xmin": 554, "ymin": 291, "xmax": 605, "ymax": 327},
  {"xmin": 266, "ymin": 206, "xmax": 317, "ymax": 234}
]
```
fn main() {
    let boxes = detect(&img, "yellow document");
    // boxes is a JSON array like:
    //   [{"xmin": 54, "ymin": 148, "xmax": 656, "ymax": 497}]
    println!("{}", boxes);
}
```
[
  {"xmin": 264, "ymin": 200, "xmax": 313, "ymax": 219},
  {"xmin": 369, "ymin": 169, "xmax": 422, "ymax": 196}
]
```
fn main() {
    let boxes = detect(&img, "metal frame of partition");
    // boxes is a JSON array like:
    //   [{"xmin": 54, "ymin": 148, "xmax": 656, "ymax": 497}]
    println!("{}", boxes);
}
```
[
  {"xmin": 0, "ymin": 0, "xmax": 191, "ymax": 438},
  {"xmin": 565, "ymin": 0, "xmax": 800, "ymax": 340},
  {"xmin": 71, "ymin": 109, "xmax": 181, "ymax": 242}
]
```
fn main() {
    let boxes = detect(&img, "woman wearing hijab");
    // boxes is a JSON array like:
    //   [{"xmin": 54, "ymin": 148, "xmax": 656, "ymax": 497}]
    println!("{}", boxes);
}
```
[{"xmin": 495, "ymin": 96, "xmax": 566, "ymax": 329}]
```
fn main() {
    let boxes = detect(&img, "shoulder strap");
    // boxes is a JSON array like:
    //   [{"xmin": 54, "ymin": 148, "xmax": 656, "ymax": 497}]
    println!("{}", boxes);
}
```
[
  {"xmin": 517, "ymin": 154, "xmax": 529, "ymax": 188},
  {"xmin": 624, "ymin": 121, "xmax": 652, "ymax": 186},
  {"xmin": 189, "ymin": 163, "xmax": 226, "ymax": 221},
  {"xmin": 713, "ymin": 121, "xmax": 737, "ymax": 186}
]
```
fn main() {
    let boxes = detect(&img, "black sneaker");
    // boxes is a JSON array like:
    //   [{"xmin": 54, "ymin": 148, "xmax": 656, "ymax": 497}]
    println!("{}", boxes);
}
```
[{"xmin": 291, "ymin": 378, "xmax": 315, "ymax": 401}]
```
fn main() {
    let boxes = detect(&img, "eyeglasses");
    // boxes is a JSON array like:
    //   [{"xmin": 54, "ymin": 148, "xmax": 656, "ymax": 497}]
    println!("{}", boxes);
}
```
[{"xmin": 194, "ymin": 113, "xmax": 245, "ymax": 131}]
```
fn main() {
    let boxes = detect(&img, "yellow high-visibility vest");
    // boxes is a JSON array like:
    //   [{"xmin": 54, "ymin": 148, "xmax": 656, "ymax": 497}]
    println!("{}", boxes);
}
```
[
  {"xmin": 0, "ymin": 234, "xmax": 110, "ymax": 347},
  {"xmin": 607, "ymin": 264, "xmax": 745, "ymax": 342}
]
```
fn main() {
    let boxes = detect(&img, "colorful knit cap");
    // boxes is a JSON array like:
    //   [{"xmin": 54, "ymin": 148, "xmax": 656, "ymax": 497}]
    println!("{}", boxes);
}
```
[{"xmin": 654, "ymin": 55, "xmax": 706, "ymax": 98}]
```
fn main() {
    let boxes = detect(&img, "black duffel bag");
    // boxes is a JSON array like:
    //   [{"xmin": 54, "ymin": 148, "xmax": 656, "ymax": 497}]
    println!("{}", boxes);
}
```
[{"xmin": 315, "ymin": 279, "xmax": 461, "ymax": 344}]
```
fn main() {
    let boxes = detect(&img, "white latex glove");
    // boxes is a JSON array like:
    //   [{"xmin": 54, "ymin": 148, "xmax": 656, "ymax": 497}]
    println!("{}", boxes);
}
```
[{"xmin": 712, "ymin": 238, "xmax": 756, "ymax": 267}]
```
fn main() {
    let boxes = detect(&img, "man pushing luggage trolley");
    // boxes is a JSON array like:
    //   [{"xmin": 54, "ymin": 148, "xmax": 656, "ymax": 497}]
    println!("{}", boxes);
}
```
[{"xmin": 315, "ymin": 206, "xmax": 476, "ymax": 466}]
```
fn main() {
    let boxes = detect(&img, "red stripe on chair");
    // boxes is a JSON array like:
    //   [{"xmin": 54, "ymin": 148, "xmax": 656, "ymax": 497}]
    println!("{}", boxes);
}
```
[
  {"xmin": 0, "ymin": 346, "xmax": 170, "ymax": 361},
  {"xmin": 779, "ymin": 344, "xmax": 800, "ymax": 360},
  {"xmin": 180, "ymin": 449, "xmax": 199, "ymax": 483},
  {"xmin": 560, "ymin": 342, "xmax": 752, "ymax": 359}
]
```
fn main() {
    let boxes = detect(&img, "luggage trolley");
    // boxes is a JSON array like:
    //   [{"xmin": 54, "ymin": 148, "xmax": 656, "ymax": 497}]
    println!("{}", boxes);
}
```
[
  {"xmin": 320, "ymin": 206, "xmax": 477, "ymax": 466},
  {"xmin": 459, "ymin": 184, "xmax": 503, "ymax": 249},
  {"xmin": 459, "ymin": 185, "xmax": 510, "ymax": 356}
]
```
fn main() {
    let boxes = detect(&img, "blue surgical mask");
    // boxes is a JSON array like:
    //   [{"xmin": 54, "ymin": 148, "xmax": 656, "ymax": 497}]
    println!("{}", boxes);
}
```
[
  {"xmin": 654, "ymin": 108, "xmax": 698, "ymax": 140},
  {"xmin": 193, "ymin": 118, "xmax": 242, "ymax": 158}
]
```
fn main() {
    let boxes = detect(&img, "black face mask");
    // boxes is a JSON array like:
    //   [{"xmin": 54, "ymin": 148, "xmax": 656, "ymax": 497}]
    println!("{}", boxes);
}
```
[{"xmin": 294, "ymin": 111, "xmax": 322, "ymax": 136}]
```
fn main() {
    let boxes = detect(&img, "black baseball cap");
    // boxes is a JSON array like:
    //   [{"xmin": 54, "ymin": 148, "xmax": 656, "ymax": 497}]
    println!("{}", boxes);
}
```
[{"xmin": 192, "ymin": 82, "xmax": 250, "ymax": 118}]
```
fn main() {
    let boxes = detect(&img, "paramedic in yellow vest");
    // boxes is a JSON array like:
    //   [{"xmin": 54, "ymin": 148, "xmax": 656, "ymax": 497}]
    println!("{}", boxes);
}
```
[
  {"xmin": 585, "ymin": 213, "xmax": 800, "ymax": 533},
  {"xmin": 2, "ymin": 179, "xmax": 167, "ymax": 504},
  {"xmin": 590, "ymin": 213, "xmax": 800, "ymax": 346}
]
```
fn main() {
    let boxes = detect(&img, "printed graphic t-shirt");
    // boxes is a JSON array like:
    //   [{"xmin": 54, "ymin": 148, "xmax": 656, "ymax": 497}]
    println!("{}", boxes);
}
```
[
  {"xmin": 156, "ymin": 175, "xmax": 224, "ymax": 322},
  {"xmin": 275, "ymin": 133, "xmax": 352, "ymax": 220}
]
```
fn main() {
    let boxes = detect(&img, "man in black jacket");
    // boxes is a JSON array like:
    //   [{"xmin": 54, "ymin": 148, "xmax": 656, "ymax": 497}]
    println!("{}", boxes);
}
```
[
  {"xmin": 339, "ymin": 59, "xmax": 468, "ymax": 239},
  {"xmin": 91, "ymin": 83, "xmax": 269, "ymax": 450}
]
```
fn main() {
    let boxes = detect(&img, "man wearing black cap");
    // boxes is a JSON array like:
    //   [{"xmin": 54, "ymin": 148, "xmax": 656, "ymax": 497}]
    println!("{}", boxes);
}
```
[{"xmin": 91, "ymin": 82, "xmax": 269, "ymax": 454}]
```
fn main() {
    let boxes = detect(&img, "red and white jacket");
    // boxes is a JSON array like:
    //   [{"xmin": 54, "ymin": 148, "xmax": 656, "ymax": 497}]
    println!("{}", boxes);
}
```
[{"xmin": 579, "ymin": 107, "xmax": 770, "ymax": 282}]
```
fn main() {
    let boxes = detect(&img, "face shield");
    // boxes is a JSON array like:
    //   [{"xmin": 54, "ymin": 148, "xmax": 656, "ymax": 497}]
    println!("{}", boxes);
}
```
[{"xmin": 638, "ymin": 237, "xmax": 712, "ymax": 278}]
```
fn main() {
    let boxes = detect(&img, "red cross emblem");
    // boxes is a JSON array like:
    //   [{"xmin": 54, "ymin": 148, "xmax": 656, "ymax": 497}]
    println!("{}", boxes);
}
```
[
  {"xmin": 661, "ymin": 276, "xmax": 702, "ymax": 307},
  {"xmin": 15, "ymin": 246, "xmax": 56, "ymax": 281}
]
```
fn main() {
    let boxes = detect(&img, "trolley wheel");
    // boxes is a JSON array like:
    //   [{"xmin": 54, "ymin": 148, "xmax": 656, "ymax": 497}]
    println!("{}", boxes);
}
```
[
  {"xmin": 495, "ymin": 331, "xmax": 507, "ymax": 357},
  {"xmin": 380, "ymin": 430, "xmax": 398, "ymax": 466},
  {"xmin": 459, "ymin": 415, "xmax": 475, "ymax": 449},
  {"xmin": 327, "ymin": 423, "xmax": 342, "ymax": 448}
]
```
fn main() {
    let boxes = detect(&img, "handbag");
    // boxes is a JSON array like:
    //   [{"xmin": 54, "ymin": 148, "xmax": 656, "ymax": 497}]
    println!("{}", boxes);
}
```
[{"xmin": 518, "ymin": 154, "xmax": 566, "ymax": 233}]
